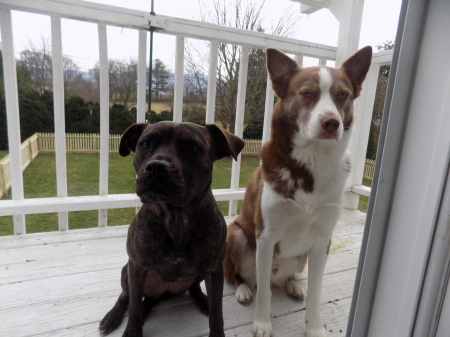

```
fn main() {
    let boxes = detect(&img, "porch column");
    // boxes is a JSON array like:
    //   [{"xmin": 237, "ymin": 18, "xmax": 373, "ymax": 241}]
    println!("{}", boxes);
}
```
[{"xmin": 328, "ymin": 0, "xmax": 366, "ymax": 209}]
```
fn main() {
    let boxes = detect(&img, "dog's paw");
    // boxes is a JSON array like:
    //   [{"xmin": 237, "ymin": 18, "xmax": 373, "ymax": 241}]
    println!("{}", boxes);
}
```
[
  {"xmin": 306, "ymin": 326, "xmax": 328, "ymax": 337},
  {"xmin": 286, "ymin": 279, "xmax": 305, "ymax": 300},
  {"xmin": 195, "ymin": 292, "xmax": 210, "ymax": 316},
  {"xmin": 235, "ymin": 283, "xmax": 253, "ymax": 303},
  {"xmin": 253, "ymin": 320, "xmax": 273, "ymax": 337},
  {"xmin": 99, "ymin": 307, "xmax": 125, "ymax": 335}
]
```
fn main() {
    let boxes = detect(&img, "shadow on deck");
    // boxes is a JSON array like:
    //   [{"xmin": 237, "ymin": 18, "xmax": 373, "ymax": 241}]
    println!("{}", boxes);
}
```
[{"xmin": 0, "ymin": 209, "xmax": 366, "ymax": 337}]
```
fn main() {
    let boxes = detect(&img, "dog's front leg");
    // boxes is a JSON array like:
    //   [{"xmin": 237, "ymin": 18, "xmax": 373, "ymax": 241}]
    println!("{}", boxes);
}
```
[
  {"xmin": 205, "ymin": 266, "xmax": 225, "ymax": 337},
  {"xmin": 253, "ymin": 233, "xmax": 276, "ymax": 337},
  {"xmin": 305, "ymin": 238, "xmax": 330, "ymax": 337},
  {"xmin": 123, "ymin": 260, "xmax": 147, "ymax": 337}
]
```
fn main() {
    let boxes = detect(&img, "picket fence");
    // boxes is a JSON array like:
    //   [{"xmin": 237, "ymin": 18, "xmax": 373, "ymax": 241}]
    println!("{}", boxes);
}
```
[
  {"xmin": 0, "ymin": 132, "xmax": 376, "ymax": 198},
  {"xmin": 0, "ymin": 134, "xmax": 39, "ymax": 196},
  {"xmin": 363, "ymin": 159, "xmax": 376, "ymax": 182},
  {"xmin": 37, "ymin": 132, "xmax": 262, "ymax": 156}
]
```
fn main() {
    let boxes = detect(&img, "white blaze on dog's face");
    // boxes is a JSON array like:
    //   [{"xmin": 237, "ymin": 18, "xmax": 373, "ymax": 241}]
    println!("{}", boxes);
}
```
[
  {"xmin": 299, "ymin": 67, "xmax": 350, "ymax": 141},
  {"xmin": 266, "ymin": 47, "xmax": 372, "ymax": 143}
]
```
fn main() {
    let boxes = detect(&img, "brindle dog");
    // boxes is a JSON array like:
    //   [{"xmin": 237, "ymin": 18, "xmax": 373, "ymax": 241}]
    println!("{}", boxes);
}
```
[{"xmin": 99, "ymin": 121, "xmax": 244, "ymax": 337}]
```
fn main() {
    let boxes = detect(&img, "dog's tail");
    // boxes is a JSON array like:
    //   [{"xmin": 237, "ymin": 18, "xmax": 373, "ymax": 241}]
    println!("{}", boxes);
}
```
[{"xmin": 223, "ymin": 224, "xmax": 235, "ymax": 280}]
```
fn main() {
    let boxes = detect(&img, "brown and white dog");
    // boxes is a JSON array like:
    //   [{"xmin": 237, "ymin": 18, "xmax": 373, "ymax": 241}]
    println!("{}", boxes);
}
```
[{"xmin": 223, "ymin": 46, "xmax": 372, "ymax": 337}]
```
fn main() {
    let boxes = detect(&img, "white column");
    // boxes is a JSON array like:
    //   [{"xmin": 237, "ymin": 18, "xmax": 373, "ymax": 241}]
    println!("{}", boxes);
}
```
[
  {"xmin": 329, "ymin": 0, "xmax": 367, "ymax": 208},
  {"xmin": 343, "ymin": 64, "xmax": 379, "ymax": 209},
  {"xmin": 329, "ymin": 0, "xmax": 365, "ymax": 67}
]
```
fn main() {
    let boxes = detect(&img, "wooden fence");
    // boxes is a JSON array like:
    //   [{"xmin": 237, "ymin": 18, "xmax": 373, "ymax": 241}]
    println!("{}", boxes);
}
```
[
  {"xmin": 38, "ymin": 133, "xmax": 122, "ymax": 154},
  {"xmin": 363, "ymin": 159, "xmax": 376, "ymax": 181},
  {"xmin": 0, "ymin": 134, "xmax": 39, "ymax": 197}
]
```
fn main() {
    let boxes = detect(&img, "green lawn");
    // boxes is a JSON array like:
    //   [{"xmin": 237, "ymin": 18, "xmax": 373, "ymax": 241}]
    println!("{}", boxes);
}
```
[
  {"xmin": 0, "ymin": 150, "xmax": 8, "ymax": 160},
  {"xmin": 0, "ymin": 152, "xmax": 371, "ymax": 236},
  {"xmin": 357, "ymin": 179, "xmax": 372, "ymax": 213},
  {"xmin": 0, "ymin": 153, "xmax": 259, "ymax": 236}
]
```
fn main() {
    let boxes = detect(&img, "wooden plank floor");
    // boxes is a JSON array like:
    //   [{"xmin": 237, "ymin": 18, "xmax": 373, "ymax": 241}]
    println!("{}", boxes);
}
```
[{"xmin": 0, "ymin": 209, "xmax": 366, "ymax": 337}]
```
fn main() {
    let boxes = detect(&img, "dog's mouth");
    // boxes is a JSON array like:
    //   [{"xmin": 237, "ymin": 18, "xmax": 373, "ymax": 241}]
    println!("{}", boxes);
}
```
[
  {"xmin": 136, "ymin": 184, "xmax": 185, "ymax": 204},
  {"xmin": 135, "ymin": 167, "xmax": 185, "ymax": 205}
]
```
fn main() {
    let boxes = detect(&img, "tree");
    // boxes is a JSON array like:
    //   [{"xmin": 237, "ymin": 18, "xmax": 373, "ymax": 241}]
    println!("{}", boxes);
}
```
[
  {"xmin": 17, "ymin": 35, "xmax": 93, "ymax": 101},
  {"xmin": 18, "ymin": 35, "xmax": 52, "ymax": 95},
  {"xmin": 185, "ymin": 0, "xmax": 298, "ymax": 134},
  {"xmin": 152, "ymin": 59, "xmax": 171, "ymax": 100},
  {"xmin": 91, "ymin": 58, "xmax": 138, "ymax": 109}
]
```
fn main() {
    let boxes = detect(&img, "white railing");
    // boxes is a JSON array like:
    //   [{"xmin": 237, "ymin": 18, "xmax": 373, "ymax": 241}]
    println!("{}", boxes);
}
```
[{"xmin": 0, "ymin": 0, "xmax": 392, "ymax": 234}]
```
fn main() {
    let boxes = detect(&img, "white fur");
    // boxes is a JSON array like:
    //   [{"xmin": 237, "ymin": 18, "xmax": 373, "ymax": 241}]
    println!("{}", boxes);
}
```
[
  {"xmin": 236, "ymin": 283, "xmax": 253, "ymax": 303},
  {"xmin": 252, "ymin": 70, "xmax": 353, "ymax": 337},
  {"xmin": 301, "ymin": 68, "xmax": 343, "ymax": 141}
]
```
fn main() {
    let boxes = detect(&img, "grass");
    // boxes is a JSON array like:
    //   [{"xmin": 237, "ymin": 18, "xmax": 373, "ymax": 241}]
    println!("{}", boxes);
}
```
[
  {"xmin": 0, "ymin": 152, "xmax": 371, "ymax": 236},
  {"xmin": 357, "ymin": 179, "xmax": 372, "ymax": 213},
  {"xmin": 0, "ymin": 153, "xmax": 260, "ymax": 236},
  {"xmin": 0, "ymin": 150, "xmax": 8, "ymax": 160},
  {"xmin": 151, "ymin": 101, "xmax": 171, "ymax": 114}
]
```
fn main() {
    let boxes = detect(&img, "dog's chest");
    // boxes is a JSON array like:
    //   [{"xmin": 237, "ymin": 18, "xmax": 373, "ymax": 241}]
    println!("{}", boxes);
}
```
[{"xmin": 261, "ymin": 167, "xmax": 345, "ymax": 259}]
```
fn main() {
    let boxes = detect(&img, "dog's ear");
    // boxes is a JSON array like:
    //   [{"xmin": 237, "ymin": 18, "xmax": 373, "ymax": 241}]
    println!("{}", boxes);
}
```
[
  {"xmin": 266, "ymin": 48, "xmax": 299, "ymax": 99},
  {"xmin": 119, "ymin": 123, "xmax": 148, "ymax": 157},
  {"xmin": 205, "ymin": 124, "xmax": 245, "ymax": 161},
  {"xmin": 340, "ymin": 46, "xmax": 372, "ymax": 98}
]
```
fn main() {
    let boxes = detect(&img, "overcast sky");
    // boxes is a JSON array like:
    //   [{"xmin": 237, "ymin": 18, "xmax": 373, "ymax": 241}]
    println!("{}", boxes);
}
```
[{"xmin": 5, "ymin": 0, "xmax": 402, "ymax": 71}]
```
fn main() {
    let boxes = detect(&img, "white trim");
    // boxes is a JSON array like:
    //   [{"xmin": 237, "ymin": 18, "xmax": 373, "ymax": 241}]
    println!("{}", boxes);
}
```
[
  {"xmin": 348, "ymin": 0, "xmax": 450, "ymax": 336},
  {"xmin": 0, "ymin": 0, "xmax": 336, "ymax": 59},
  {"xmin": 0, "ymin": 189, "xmax": 246, "ymax": 216}
]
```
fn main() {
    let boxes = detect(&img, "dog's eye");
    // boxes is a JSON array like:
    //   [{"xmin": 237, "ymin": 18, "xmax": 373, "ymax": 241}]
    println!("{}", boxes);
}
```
[
  {"xmin": 338, "ymin": 92, "xmax": 348, "ymax": 99},
  {"xmin": 302, "ymin": 91, "xmax": 312, "ymax": 98},
  {"xmin": 188, "ymin": 144, "xmax": 199, "ymax": 153},
  {"xmin": 140, "ymin": 140, "xmax": 151, "ymax": 149}
]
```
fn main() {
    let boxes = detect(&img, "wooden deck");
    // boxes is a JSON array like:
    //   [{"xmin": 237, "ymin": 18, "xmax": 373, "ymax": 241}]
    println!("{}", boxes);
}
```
[{"xmin": 0, "ymin": 209, "xmax": 366, "ymax": 337}]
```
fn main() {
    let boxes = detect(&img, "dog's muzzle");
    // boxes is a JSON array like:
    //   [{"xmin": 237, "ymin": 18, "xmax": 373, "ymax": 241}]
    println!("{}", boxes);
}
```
[
  {"xmin": 136, "ymin": 159, "xmax": 184, "ymax": 203},
  {"xmin": 145, "ymin": 160, "xmax": 170, "ymax": 181}
]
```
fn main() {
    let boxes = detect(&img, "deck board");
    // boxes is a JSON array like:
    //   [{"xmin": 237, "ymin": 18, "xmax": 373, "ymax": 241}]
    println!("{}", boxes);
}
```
[{"xmin": 0, "ymin": 209, "xmax": 366, "ymax": 337}]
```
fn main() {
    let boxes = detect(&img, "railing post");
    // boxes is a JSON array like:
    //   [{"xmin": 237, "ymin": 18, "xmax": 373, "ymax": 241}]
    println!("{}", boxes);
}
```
[
  {"xmin": 51, "ymin": 14, "xmax": 69, "ymax": 231},
  {"xmin": 173, "ymin": 36, "xmax": 185, "ymax": 122},
  {"xmin": 261, "ymin": 73, "xmax": 275, "ymax": 146},
  {"xmin": 205, "ymin": 40, "xmax": 219, "ymax": 124},
  {"xmin": 229, "ymin": 46, "xmax": 249, "ymax": 216},
  {"xmin": 137, "ymin": 30, "xmax": 147, "ymax": 123},
  {"xmin": 343, "ymin": 63, "xmax": 380, "ymax": 209},
  {"xmin": 98, "ymin": 23, "xmax": 109, "ymax": 227},
  {"xmin": 295, "ymin": 54, "xmax": 304, "ymax": 67},
  {"xmin": 0, "ymin": 8, "xmax": 26, "ymax": 234}
]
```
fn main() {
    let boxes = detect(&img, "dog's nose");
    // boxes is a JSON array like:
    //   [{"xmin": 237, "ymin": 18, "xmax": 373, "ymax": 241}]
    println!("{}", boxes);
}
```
[
  {"xmin": 321, "ymin": 116, "xmax": 340, "ymax": 133},
  {"xmin": 145, "ymin": 160, "xmax": 170, "ymax": 177}
]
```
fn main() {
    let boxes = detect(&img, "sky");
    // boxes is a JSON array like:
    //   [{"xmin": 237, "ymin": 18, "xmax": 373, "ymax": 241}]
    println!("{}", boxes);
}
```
[{"xmin": 4, "ymin": 0, "xmax": 402, "ymax": 72}]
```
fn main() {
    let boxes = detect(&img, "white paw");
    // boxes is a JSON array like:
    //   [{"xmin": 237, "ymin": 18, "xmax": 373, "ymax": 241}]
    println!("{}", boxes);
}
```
[
  {"xmin": 286, "ymin": 279, "xmax": 305, "ymax": 300},
  {"xmin": 306, "ymin": 326, "xmax": 328, "ymax": 337},
  {"xmin": 253, "ymin": 320, "xmax": 273, "ymax": 337},
  {"xmin": 235, "ymin": 283, "xmax": 253, "ymax": 303}
]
